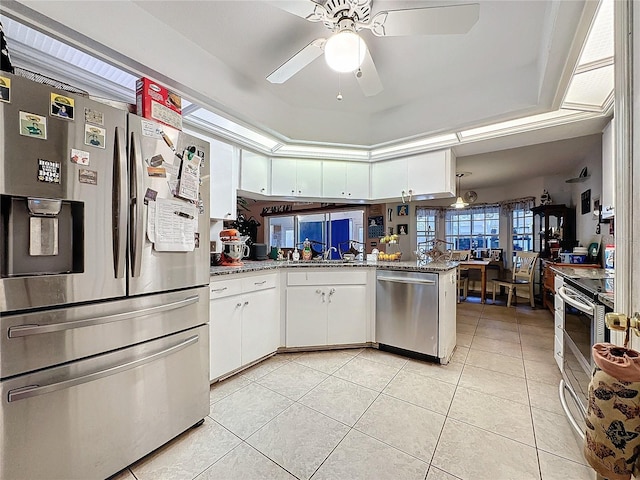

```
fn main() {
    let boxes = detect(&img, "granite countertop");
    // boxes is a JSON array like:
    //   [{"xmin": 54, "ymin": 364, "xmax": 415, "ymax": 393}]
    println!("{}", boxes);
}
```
[
  {"xmin": 210, "ymin": 259, "xmax": 457, "ymax": 276},
  {"xmin": 550, "ymin": 264, "xmax": 615, "ymax": 308},
  {"xmin": 549, "ymin": 265, "xmax": 609, "ymax": 280}
]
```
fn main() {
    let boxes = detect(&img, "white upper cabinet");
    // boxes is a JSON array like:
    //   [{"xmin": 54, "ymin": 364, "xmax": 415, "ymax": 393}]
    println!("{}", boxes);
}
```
[
  {"xmin": 209, "ymin": 138, "xmax": 238, "ymax": 220},
  {"xmin": 371, "ymin": 149, "xmax": 456, "ymax": 202},
  {"xmin": 271, "ymin": 158, "xmax": 322, "ymax": 197},
  {"xmin": 601, "ymin": 121, "xmax": 615, "ymax": 219},
  {"xmin": 240, "ymin": 150, "xmax": 270, "ymax": 196},
  {"xmin": 322, "ymin": 160, "xmax": 370, "ymax": 200}
]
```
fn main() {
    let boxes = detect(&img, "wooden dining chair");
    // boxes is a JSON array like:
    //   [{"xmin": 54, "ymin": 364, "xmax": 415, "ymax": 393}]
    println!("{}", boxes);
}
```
[
  {"xmin": 450, "ymin": 250, "xmax": 472, "ymax": 303},
  {"xmin": 491, "ymin": 251, "xmax": 539, "ymax": 307}
]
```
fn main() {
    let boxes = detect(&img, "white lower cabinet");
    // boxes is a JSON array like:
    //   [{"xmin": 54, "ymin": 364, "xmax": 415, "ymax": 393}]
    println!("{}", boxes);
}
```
[
  {"xmin": 242, "ymin": 287, "xmax": 280, "ymax": 364},
  {"xmin": 209, "ymin": 273, "xmax": 280, "ymax": 381},
  {"xmin": 285, "ymin": 270, "xmax": 369, "ymax": 348}
]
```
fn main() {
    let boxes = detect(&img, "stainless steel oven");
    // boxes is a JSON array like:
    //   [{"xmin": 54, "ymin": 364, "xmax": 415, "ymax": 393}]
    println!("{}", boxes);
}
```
[{"xmin": 556, "ymin": 280, "xmax": 609, "ymax": 438}]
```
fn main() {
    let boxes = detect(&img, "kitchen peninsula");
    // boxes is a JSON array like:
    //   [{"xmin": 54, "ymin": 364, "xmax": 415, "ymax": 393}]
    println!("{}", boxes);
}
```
[{"xmin": 208, "ymin": 260, "xmax": 457, "ymax": 382}]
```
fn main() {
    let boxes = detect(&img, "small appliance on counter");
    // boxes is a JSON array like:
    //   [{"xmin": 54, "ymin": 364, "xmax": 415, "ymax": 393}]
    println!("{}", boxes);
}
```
[
  {"xmin": 252, "ymin": 243, "xmax": 268, "ymax": 260},
  {"xmin": 220, "ymin": 229, "xmax": 249, "ymax": 267}
]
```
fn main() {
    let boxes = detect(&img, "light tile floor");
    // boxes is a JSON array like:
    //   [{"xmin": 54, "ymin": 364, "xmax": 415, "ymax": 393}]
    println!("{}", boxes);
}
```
[{"xmin": 111, "ymin": 299, "xmax": 595, "ymax": 480}]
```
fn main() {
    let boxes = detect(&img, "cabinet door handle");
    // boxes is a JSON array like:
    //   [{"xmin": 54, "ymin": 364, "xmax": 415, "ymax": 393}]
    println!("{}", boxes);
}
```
[
  {"xmin": 236, "ymin": 302, "xmax": 242, "ymax": 308},
  {"xmin": 327, "ymin": 288, "xmax": 335, "ymax": 303},
  {"xmin": 243, "ymin": 301, "xmax": 249, "ymax": 306},
  {"xmin": 260, "ymin": 188, "xmax": 265, "ymax": 192},
  {"xmin": 254, "ymin": 281, "xmax": 267, "ymax": 285},
  {"xmin": 212, "ymin": 287, "xmax": 228, "ymax": 293}
]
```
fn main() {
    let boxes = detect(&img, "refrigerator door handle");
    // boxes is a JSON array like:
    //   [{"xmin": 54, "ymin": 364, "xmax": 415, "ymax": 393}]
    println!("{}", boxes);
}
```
[
  {"xmin": 7, "ymin": 335, "xmax": 199, "ymax": 402},
  {"xmin": 114, "ymin": 125, "xmax": 128, "ymax": 279},
  {"xmin": 130, "ymin": 130, "xmax": 145, "ymax": 278},
  {"xmin": 8, "ymin": 295, "xmax": 199, "ymax": 338}
]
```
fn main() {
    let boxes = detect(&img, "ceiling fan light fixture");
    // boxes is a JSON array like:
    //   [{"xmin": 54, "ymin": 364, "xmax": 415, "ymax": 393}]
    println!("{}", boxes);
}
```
[{"xmin": 324, "ymin": 30, "xmax": 367, "ymax": 73}]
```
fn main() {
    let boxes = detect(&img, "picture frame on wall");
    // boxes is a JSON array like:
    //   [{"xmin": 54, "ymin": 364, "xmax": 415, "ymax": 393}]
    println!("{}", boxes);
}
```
[
  {"xmin": 398, "ymin": 224, "xmax": 408, "ymax": 235},
  {"xmin": 581, "ymin": 189, "xmax": 591, "ymax": 215},
  {"xmin": 592, "ymin": 196, "xmax": 600, "ymax": 220}
]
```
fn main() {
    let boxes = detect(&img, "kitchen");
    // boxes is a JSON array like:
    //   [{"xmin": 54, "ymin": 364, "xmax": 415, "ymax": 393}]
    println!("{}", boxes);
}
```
[{"xmin": 1, "ymin": 1, "xmax": 639, "ymax": 480}]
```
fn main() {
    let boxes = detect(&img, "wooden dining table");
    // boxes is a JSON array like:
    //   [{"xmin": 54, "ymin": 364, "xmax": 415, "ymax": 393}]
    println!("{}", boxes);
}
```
[{"xmin": 459, "ymin": 259, "xmax": 492, "ymax": 303}]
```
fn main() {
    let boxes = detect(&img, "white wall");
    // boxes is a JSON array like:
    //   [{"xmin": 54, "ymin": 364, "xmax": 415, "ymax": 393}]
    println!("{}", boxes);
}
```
[{"xmin": 567, "ymin": 145, "xmax": 603, "ymax": 249}]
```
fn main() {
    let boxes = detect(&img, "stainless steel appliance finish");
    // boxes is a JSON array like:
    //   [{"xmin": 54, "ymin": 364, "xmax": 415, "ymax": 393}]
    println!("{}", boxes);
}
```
[
  {"xmin": 0, "ymin": 74, "xmax": 211, "ymax": 479},
  {"xmin": 1, "ymin": 325, "xmax": 209, "ymax": 480},
  {"xmin": 376, "ymin": 270, "xmax": 439, "ymax": 357},
  {"xmin": 556, "ymin": 283, "xmax": 608, "ymax": 438}
]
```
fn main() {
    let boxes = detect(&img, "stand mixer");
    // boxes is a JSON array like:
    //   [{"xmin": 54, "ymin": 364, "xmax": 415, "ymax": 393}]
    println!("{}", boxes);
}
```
[{"xmin": 220, "ymin": 229, "xmax": 249, "ymax": 267}]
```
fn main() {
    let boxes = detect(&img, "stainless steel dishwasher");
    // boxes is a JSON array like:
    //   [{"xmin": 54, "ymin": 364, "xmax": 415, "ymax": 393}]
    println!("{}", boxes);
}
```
[{"xmin": 376, "ymin": 270, "xmax": 439, "ymax": 359}]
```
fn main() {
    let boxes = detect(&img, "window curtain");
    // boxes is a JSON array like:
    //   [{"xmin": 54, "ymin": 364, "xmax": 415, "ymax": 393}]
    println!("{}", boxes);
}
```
[{"xmin": 499, "ymin": 197, "xmax": 535, "ymax": 217}]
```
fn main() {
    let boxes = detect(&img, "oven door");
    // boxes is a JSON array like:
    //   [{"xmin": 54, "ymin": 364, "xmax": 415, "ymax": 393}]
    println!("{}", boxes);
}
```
[{"xmin": 557, "ymin": 285, "xmax": 607, "ymax": 438}]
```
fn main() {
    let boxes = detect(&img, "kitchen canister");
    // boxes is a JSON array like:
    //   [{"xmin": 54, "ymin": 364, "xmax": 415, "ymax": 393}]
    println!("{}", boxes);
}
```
[{"xmin": 604, "ymin": 244, "xmax": 615, "ymax": 272}]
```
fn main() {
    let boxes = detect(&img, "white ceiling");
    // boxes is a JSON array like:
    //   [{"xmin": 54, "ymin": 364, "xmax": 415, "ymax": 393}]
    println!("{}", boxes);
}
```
[{"xmin": 1, "ymin": 0, "xmax": 613, "ymax": 191}]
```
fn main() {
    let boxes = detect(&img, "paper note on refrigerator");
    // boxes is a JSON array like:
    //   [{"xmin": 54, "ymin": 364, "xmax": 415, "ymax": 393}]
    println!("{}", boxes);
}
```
[
  {"xmin": 147, "ymin": 201, "xmax": 156, "ymax": 243},
  {"xmin": 153, "ymin": 198, "xmax": 196, "ymax": 251},
  {"xmin": 177, "ymin": 151, "xmax": 201, "ymax": 201}
]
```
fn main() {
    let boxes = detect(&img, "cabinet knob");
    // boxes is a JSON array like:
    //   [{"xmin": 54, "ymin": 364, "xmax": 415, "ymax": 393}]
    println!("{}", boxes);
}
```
[
  {"xmin": 236, "ymin": 303, "xmax": 242, "ymax": 308},
  {"xmin": 342, "ymin": 192, "xmax": 345, "ymax": 195},
  {"xmin": 298, "ymin": 190, "xmax": 302, "ymax": 194},
  {"xmin": 291, "ymin": 190, "xmax": 295, "ymax": 193},
  {"xmin": 243, "ymin": 301, "xmax": 249, "ymax": 306},
  {"xmin": 261, "ymin": 188, "xmax": 265, "ymax": 192}
]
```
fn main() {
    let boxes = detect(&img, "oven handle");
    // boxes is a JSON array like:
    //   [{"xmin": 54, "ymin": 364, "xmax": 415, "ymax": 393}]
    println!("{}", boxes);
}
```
[
  {"xmin": 557, "ymin": 286, "xmax": 594, "ymax": 316},
  {"xmin": 7, "ymin": 335, "xmax": 199, "ymax": 403},
  {"xmin": 558, "ymin": 380, "xmax": 586, "ymax": 440},
  {"xmin": 8, "ymin": 295, "xmax": 199, "ymax": 338}
]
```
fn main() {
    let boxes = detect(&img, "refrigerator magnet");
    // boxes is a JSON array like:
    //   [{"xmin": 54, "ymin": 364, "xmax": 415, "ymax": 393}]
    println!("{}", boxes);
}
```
[
  {"xmin": 84, "ymin": 124, "xmax": 106, "ymax": 149},
  {"xmin": 0, "ymin": 76, "xmax": 10, "ymax": 103},
  {"xmin": 78, "ymin": 169, "xmax": 98, "ymax": 185},
  {"xmin": 50, "ymin": 93, "xmax": 75, "ymax": 120},
  {"xmin": 144, "ymin": 188, "xmax": 158, "ymax": 204},
  {"xmin": 141, "ymin": 120, "xmax": 161, "ymax": 139},
  {"xmin": 147, "ymin": 167, "xmax": 166, "ymax": 178},
  {"xmin": 148, "ymin": 154, "xmax": 164, "ymax": 167},
  {"xmin": 71, "ymin": 148, "xmax": 90, "ymax": 166},
  {"xmin": 84, "ymin": 107, "xmax": 104, "ymax": 126},
  {"xmin": 20, "ymin": 112, "xmax": 47, "ymax": 139},
  {"xmin": 37, "ymin": 159, "xmax": 60, "ymax": 183}
]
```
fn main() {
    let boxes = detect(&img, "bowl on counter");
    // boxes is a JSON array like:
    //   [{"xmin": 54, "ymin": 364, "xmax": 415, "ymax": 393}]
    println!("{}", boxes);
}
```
[{"xmin": 570, "ymin": 254, "xmax": 587, "ymax": 264}]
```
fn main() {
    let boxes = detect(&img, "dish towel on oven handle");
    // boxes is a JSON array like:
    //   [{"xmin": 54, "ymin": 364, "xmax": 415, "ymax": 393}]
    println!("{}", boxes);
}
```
[{"xmin": 584, "ymin": 343, "xmax": 640, "ymax": 480}]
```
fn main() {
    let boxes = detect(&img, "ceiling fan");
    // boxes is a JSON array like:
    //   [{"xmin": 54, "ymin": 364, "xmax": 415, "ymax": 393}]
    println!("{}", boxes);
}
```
[{"xmin": 266, "ymin": 0, "xmax": 480, "ymax": 97}]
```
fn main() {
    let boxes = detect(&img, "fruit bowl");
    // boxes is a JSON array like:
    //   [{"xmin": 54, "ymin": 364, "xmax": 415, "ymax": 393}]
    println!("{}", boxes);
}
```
[{"xmin": 378, "ymin": 251, "xmax": 402, "ymax": 261}]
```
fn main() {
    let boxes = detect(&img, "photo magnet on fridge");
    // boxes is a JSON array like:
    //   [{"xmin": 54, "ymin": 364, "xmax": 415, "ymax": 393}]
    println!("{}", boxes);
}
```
[
  {"xmin": 0, "ymin": 76, "xmax": 10, "ymax": 103},
  {"xmin": 19, "ymin": 111, "xmax": 47, "ymax": 139},
  {"xmin": 50, "ymin": 93, "xmax": 74, "ymax": 120},
  {"xmin": 84, "ymin": 124, "xmax": 106, "ymax": 149}
]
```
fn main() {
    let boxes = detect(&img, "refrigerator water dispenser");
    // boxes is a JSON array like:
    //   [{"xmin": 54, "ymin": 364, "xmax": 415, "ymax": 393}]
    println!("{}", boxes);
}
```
[{"xmin": 1, "ymin": 195, "xmax": 84, "ymax": 276}]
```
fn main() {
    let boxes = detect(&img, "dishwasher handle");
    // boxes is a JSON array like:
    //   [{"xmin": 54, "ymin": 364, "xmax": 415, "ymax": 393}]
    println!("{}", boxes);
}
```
[{"xmin": 378, "ymin": 276, "xmax": 436, "ymax": 286}]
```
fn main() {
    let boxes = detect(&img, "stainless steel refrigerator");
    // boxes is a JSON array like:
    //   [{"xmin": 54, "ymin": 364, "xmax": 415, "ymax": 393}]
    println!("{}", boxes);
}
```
[{"xmin": 0, "ymin": 73, "xmax": 210, "ymax": 479}]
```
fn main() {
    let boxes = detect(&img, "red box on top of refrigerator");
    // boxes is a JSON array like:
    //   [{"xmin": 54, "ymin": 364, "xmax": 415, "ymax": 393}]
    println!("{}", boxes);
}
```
[{"xmin": 135, "ymin": 77, "xmax": 182, "ymax": 130}]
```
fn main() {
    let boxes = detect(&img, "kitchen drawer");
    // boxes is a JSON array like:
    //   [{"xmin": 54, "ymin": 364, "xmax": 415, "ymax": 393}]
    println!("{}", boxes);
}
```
[
  {"xmin": 242, "ymin": 273, "xmax": 278, "ymax": 293},
  {"xmin": 210, "ymin": 278, "xmax": 243, "ymax": 299},
  {"xmin": 287, "ymin": 270, "xmax": 367, "ymax": 286}
]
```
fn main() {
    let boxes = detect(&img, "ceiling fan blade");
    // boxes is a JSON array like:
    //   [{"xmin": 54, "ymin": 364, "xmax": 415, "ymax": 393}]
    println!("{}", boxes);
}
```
[
  {"xmin": 355, "ymin": 49, "xmax": 383, "ymax": 97},
  {"xmin": 369, "ymin": 3, "xmax": 480, "ymax": 37},
  {"xmin": 268, "ymin": 1, "xmax": 328, "ymax": 22},
  {"xmin": 267, "ymin": 38, "xmax": 326, "ymax": 84}
]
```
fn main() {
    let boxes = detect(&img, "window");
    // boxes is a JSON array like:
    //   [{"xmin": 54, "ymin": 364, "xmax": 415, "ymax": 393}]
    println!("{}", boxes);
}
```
[
  {"xmin": 267, "ymin": 209, "xmax": 364, "ymax": 259},
  {"xmin": 269, "ymin": 216, "xmax": 294, "ymax": 248},
  {"xmin": 416, "ymin": 207, "xmax": 438, "ymax": 246},
  {"xmin": 510, "ymin": 202, "xmax": 534, "ymax": 260},
  {"xmin": 445, "ymin": 205, "xmax": 500, "ymax": 250}
]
